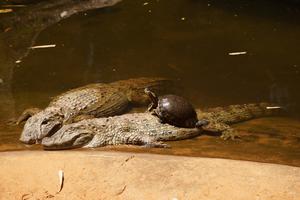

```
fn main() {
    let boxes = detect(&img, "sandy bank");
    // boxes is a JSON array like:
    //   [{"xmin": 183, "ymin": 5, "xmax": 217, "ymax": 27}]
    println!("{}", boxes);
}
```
[{"xmin": 0, "ymin": 151, "xmax": 299, "ymax": 200}]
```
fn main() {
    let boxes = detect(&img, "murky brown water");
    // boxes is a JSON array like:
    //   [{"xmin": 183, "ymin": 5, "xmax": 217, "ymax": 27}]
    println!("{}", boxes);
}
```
[{"xmin": 0, "ymin": 0, "xmax": 300, "ymax": 166}]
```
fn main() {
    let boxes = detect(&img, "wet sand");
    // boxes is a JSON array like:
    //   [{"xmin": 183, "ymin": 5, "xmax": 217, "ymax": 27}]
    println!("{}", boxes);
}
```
[{"xmin": 0, "ymin": 151, "xmax": 299, "ymax": 200}]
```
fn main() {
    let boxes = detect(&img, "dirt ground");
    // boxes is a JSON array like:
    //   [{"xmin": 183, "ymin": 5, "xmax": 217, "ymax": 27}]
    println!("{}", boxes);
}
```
[{"xmin": 0, "ymin": 151, "xmax": 299, "ymax": 200}]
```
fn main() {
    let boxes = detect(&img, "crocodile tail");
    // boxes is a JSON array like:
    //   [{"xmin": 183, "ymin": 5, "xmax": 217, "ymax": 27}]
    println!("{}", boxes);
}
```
[
  {"xmin": 111, "ymin": 77, "xmax": 177, "ymax": 105},
  {"xmin": 202, "ymin": 102, "xmax": 282, "ymax": 125}
]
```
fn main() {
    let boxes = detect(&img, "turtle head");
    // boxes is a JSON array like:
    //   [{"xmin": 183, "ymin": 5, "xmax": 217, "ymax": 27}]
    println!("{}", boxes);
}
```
[
  {"xmin": 144, "ymin": 88, "xmax": 159, "ymax": 111},
  {"xmin": 144, "ymin": 88, "xmax": 157, "ymax": 100},
  {"xmin": 19, "ymin": 108, "xmax": 64, "ymax": 144},
  {"xmin": 42, "ymin": 123, "xmax": 94, "ymax": 150}
]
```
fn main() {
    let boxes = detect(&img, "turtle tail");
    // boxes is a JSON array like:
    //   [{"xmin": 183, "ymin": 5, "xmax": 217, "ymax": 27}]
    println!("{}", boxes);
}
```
[{"xmin": 195, "ymin": 119, "xmax": 209, "ymax": 128}]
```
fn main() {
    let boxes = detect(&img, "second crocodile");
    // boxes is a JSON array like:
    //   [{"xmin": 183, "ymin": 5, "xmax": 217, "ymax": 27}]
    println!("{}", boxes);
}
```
[
  {"xmin": 19, "ymin": 77, "xmax": 175, "ymax": 144},
  {"xmin": 42, "ymin": 103, "xmax": 281, "ymax": 150}
]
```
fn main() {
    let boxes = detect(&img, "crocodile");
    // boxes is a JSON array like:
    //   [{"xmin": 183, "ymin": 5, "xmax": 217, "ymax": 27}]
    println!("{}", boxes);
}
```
[
  {"xmin": 18, "ymin": 77, "xmax": 175, "ymax": 144},
  {"xmin": 41, "ymin": 103, "xmax": 281, "ymax": 150}
]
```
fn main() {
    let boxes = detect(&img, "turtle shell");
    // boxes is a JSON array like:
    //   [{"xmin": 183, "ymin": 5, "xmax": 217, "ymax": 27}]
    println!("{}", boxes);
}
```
[{"xmin": 155, "ymin": 95, "xmax": 198, "ymax": 128}]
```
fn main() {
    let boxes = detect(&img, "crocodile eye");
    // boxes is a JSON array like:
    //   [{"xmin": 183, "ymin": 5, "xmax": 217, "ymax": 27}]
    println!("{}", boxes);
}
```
[{"xmin": 41, "ymin": 120, "xmax": 49, "ymax": 125}]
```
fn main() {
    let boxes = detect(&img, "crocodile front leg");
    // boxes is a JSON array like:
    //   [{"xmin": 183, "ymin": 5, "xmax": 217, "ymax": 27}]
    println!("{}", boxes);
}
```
[
  {"xmin": 142, "ymin": 141, "xmax": 170, "ymax": 148},
  {"xmin": 202, "ymin": 121, "xmax": 239, "ymax": 140},
  {"xmin": 138, "ymin": 135, "xmax": 170, "ymax": 148},
  {"xmin": 220, "ymin": 127, "xmax": 239, "ymax": 140}
]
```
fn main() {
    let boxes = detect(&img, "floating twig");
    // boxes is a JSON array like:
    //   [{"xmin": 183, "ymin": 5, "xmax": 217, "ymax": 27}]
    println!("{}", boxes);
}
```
[
  {"xmin": 1, "ymin": 5, "xmax": 26, "ymax": 8},
  {"xmin": 228, "ymin": 51, "xmax": 247, "ymax": 56},
  {"xmin": 0, "ymin": 9, "xmax": 13, "ymax": 13},
  {"xmin": 29, "ymin": 44, "xmax": 56, "ymax": 49},
  {"xmin": 266, "ymin": 106, "xmax": 281, "ymax": 110}
]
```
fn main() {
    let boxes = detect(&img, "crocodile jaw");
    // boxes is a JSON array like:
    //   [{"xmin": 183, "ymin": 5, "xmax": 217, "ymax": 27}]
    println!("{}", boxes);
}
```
[
  {"xmin": 19, "ymin": 113, "xmax": 43, "ymax": 144},
  {"xmin": 19, "ymin": 109, "xmax": 63, "ymax": 144},
  {"xmin": 41, "ymin": 125, "xmax": 94, "ymax": 150}
]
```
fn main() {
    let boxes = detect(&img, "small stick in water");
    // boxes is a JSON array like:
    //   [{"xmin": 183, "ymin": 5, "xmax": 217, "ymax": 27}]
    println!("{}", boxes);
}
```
[
  {"xmin": 228, "ymin": 51, "xmax": 247, "ymax": 56},
  {"xmin": 1, "ymin": 5, "xmax": 26, "ymax": 8},
  {"xmin": 266, "ymin": 106, "xmax": 281, "ymax": 110},
  {"xmin": 29, "ymin": 44, "xmax": 56, "ymax": 49},
  {"xmin": 0, "ymin": 8, "xmax": 13, "ymax": 13}
]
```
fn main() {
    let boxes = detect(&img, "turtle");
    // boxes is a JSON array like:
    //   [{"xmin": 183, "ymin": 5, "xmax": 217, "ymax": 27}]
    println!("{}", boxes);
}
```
[{"xmin": 144, "ymin": 88, "xmax": 209, "ymax": 128}]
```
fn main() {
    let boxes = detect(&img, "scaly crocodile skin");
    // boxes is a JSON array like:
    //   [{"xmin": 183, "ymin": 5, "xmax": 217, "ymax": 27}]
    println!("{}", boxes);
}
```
[
  {"xmin": 41, "ymin": 103, "xmax": 280, "ymax": 149},
  {"xmin": 19, "ymin": 77, "xmax": 175, "ymax": 144}
]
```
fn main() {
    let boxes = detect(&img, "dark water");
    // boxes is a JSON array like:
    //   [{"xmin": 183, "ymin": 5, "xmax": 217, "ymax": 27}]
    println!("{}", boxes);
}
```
[{"xmin": 0, "ymin": 0, "xmax": 300, "ymax": 166}]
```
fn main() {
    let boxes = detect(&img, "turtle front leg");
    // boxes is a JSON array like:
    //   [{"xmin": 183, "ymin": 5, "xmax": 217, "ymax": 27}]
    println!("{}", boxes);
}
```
[
  {"xmin": 147, "ymin": 102, "xmax": 156, "ymax": 112},
  {"xmin": 151, "ymin": 109, "xmax": 167, "ymax": 124},
  {"xmin": 16, "ymin": 108, "xmax": 41, "ymax": 125}
]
